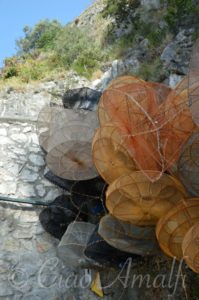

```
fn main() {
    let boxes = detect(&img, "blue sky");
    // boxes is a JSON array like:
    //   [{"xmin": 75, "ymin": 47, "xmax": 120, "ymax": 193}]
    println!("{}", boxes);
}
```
[{"xmin": 0, "ymin": 0, "xmax": 92, "ymax": 66}]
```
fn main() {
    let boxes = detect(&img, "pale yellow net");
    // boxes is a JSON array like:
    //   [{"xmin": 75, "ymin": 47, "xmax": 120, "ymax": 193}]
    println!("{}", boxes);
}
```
[
  {"xmin": 105, "ymin": 171, "xmax": 187, "ymax": 226},
  {"xmin": 156, "ymin": 199, "xmax": 199, "ymax": 260},
  {"xmin": 182, "ymin": 222, "xmax": 199, "ymax": 274}
]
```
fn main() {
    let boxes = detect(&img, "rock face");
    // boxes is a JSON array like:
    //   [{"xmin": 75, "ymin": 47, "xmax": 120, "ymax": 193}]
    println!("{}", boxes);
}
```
[
  {"xmin": 141, "ymin": 0, "xmax": 160, "ymax": 10},
  {"xmin": 160, "ymin": 29, "xmax": 194, "ymax": 75},
  {"xmin": 75, "ymin": 0, "xmax": 105, "ymax": 28},
  {"xmin": 93, "ymin": 57, "xmax": 140, "ymax": 91}
]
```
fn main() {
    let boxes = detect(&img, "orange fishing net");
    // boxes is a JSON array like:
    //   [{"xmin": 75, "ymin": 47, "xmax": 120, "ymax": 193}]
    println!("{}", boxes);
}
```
[
  {"xmin": 105, "ymin": 171, "xmax": 187, "ymax": 226},
  {"xmin": 97, "ymin": 74, "xmax": 195, "ymax": 182},
  {"xmin": 182, "ymin": 222, "xmax": 199, "ymax": 274},
  {"xmin": 156, "ymin": 199, "xmax": 199, "ymax": 260},
  {"xmin": 92, "ymin": 124, "xmax": 137, "ymax": 183}
]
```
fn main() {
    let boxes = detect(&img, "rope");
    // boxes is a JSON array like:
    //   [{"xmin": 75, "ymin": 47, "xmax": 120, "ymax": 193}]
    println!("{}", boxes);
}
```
[{"xmin": 0, "ymin": 195, "xmax": 53, "ymax": 206}]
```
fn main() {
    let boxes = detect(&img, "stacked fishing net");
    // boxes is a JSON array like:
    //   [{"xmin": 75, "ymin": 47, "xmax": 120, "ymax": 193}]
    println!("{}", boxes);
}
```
[
  {"xmin": 38, "ymin": 40, "xmax": 199, "ymax": 274},
  {"xmin": 91, "ymin": 40, "xmax": 199, "ymax": 273}
]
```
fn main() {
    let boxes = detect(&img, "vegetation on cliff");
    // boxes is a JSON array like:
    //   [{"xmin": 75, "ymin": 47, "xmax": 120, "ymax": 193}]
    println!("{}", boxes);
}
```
[{"xmin": 1, "ymin": 0, "xmax": 199, "ymax": 85}]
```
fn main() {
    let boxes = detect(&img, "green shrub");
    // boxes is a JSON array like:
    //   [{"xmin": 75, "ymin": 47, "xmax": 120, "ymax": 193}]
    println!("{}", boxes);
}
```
[
  {"xmin": 163, "ymin": 0, "xmax": 199, "ymax": 33},
  {"xmin": 54, "ymin": 26, "xmax": 92, "ymax": 67},
  {"xmin": 2, "ymin": 57, "xmax": 19, "ymax": 79},
  {"xmin": 72, "ymin": 48, "xmax": 105, "ymax": 78},
  {"xmin": 18, "ymin": 59, "xmax": 49, "ymax": 82},
  {"xmin": 136, "ymin": 58, "xmax": 167, "ymax": 82},
  {"xmin": 102, "ymin": 0, "xmax": 140, "ymax": 24},
  {"xmin": 3, "ymin": 66, "xmax": 18, "ymax": 79},
  {"xmin": 147, "ymin": 28, "xmax": 167, "ymax": 47}
]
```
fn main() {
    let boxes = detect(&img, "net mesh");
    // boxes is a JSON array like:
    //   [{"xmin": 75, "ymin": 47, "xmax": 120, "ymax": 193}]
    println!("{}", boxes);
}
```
[
  {"xmin": 92, "ymin": 124, "xmax": 137, "ymax": 183},
  {"xmin": 97, "ymin": 75, "xmax": 195, "ymax": 181},
  {"xmin": 37, "ymin": 106, "xmax": 99, "ymax": 180},
  {"xmin": 156, "ymin": 199, "xmax": 199, "ymax": 260},
  {"xmin": 38, "ymin": 106, "xmax": 98, "ymax": 153},
  {"xmin": 178, "ymin": 132, "xmax": 199, "ymax": 196},
  {"xmin": 69, "ymin": 177, "xmax": 107, "ymax": 223},
  {"xmin": 105, "ymin": 171, "xmax": 187, "ymax": 226},
  {"xmin": 57, "ymin": 221, "xmax": 96, "ymax": 268},
  {"xmin": 84, "ymin": 225, "xmax": 140, "ymax": 268},
  {"xmin": 182, "ymin": 222, "xmax": 199, "ymax": 274},
  {"xmin": 98, "ymin": 214, "xmax": 160, "ymax": 256},
  {"xmin": 46, "ymin": 140, "xmax": 98, "ymax": 180}
]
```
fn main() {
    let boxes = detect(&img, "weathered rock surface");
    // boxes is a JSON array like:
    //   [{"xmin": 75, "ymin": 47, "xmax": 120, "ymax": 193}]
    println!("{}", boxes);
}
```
[{"xmin": 160, "ymin": 29, "xmax": 194, "ymax": 75}]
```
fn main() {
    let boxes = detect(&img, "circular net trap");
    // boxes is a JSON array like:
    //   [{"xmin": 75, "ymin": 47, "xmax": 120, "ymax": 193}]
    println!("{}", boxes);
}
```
[
  {"xmin": 156, "ymin": 198, "xmax": 199, "ymax": 260},
  {"xmin": 46, "ymin": 140, "xmax": 98, "ymax": 181},
  {"xmin": 92, "ymin": 124, "xmax": 137, "ymax": 184},
  {"xmin": 38, "ymin": 106, "xmax": 98, "ymax": 153},
  {"xmin": 37, "ymin": 105, "xmax": 99, "ymax": 180},
  {"xmin": 98, "ymin": 214, "xmax": 160, "ymax": 256},
  {"xmin": 105, "ymin": 171, "xmax": 187, "ymax": 226},
  {"xmin": 182, "ymin": 222, "xmax": 199, "ymax": 274}
]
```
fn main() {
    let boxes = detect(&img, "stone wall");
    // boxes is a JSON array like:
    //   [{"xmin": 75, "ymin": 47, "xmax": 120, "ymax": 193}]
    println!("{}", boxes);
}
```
[{"xmin": 0, "ymin": 82, "xmax": 96, "ymax": 299}]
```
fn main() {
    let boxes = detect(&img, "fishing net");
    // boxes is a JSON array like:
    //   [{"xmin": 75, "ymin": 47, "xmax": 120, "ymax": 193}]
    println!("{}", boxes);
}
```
[
  {"xmin": 62, "ymin": 87, "xmax": 102, "ymax": 111},
  {"xmin": 98, "ymin": 76, "xmax": 145, "ymax": 126},
  {"xmin": 84, "ymin": 225, "xmax": 140, "ymax": 268},
  {"xmin": 38, "ymin": 106, "xmax": 98, "ymax": 153},
  {"xmin": 57, "ymin": 221, "xmax": 96, "ymax": 268},
  {"xmin": 37, "ymin": 106, "xmax": 79, "ymax": 151},
  {"xmin": 37, "ymin": 105, "xmax": 55, "ymax": 136},
  {"xmin": 107, "ymin": 75, "xmax": 145, "ymax": 89},
  {"xmin": 39, "ymin": 177, "xmax": 107, "ymax": 240},
  {"xmin": 160, "ymin": 81, "xmax": 196, "ymax": 171},
  {"xmin": 147, "ymin": 81, "xmax": 171, "ymax": 104},
  {"xmin": 69, "ymin": 177, "xmax": 107, "ymax": 223},
  {"xmin": 97, "ymin": 74, "xmax": 195, "ymax": 181},
  {"xmin": 98, "ymin": 214, "xmax": 160, "ymax": 256},
  {"xmin": 178, "ymin": 132, "xmax": 199, "ymax": 196},
  {"xmin": 39, "ymin": 195, "xmax": 84, "ymax": 240},
  {"xmin": 46, "ymin": 140, "xmax": 98, "ymax": 180},
  {"xmin": 106, "ymin": 171, "xmax": 187, "ymax": 226},
  {"xmin": 42, "ymin": 122, "xmax": 96, "ymax": 154},
  {"xmin": 182, "ymin": 222, "xmax": 199, "ymax": 274},
  {"xmin": 92, "ymin": 124, "xmax": 137, "ymax": 183},
  {"xmin": 156, "ymin": 198, "xmax": 199, "ymax": 260}
]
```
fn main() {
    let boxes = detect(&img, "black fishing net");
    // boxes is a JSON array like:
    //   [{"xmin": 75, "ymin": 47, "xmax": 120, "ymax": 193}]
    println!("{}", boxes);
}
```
[{"xmin": 62, "ymin": 87, "xmax": 102, "ymax": 111}]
